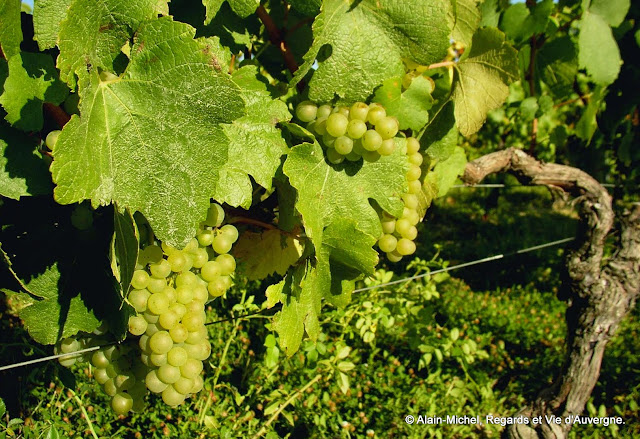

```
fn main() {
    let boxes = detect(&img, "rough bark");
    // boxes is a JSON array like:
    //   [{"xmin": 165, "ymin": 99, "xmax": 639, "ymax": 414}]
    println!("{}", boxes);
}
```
[{"xmin": 461, "ymin": 148, "xmax": 640, "ymax": 439}]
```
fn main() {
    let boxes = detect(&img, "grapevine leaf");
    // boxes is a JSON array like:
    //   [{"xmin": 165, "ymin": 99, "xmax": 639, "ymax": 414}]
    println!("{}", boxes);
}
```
[
  {"xmin": 500, "ymin": 0, "xmax": 552, "ymax": 44},
  {"xmin": 578, "ymin": 12, "xmax": 622, "ymax": 85},
  {"xmin": 288, "ymin": 0, "xmax": 321, "ymax": 16},
  {"xmin": 0, "ymin": 198, "xmax": 121, "ymax": 344},
  {"xmin": 32, "ymin": 0, "xmax": 72, "ymax": 50},
  {"xmin": 0, "ymin": 398, "xmax": 5, "ymax": 418},
  {"xmin": 0, "ymin": 120, "xmax": 53, "ymax": 199},
  {"xmin": 56, "ymin": 0, "xmax": 169, "ymax": 87},
  {"xmin": 50, "ymin": 18, "xmax": 245, "ymax": 248},
  {"xmin": 233, "ymin": 229, "xmax": 304, "ymax": 280},
  {"xmin": 203, "ymin": 0, "xmax": 259, "ymax": 22},
  {"xmin": 450, "ymin": 0, "xmax": 481, "ymax": 49},
  {"xmin": 422, "ymin": 102, "xmax": 458, "ymax": 162},
  {"xmin": 293, "ymin": 0, "xmax": 452, "ymax": 103},
  {"xmin": 373, "ymin": 76, "xmax": 434, "ymax": 132},
  {"xmin": 0, "ymin": 0, "xmax": 22, "ymax": 58},
  {"xmin": 425, "ymin": 145, "xmax": 467, "ymax": 196},
  {"xmin": 479, "ymin": 0, "xmax": 500, "ymax": 27},
  {"xmin": 535, "ymin": 36, "xmax": 578, "ymax": 97},
  {"xmin": 214, "ymin": 66, "xmax": 290, "ymax": 209},
  {"xmin": 0, "ymin": 53, "xmax": 68, "ymax": 131},
  {"xmin": 576, "ymin": 84, "xmax": 606, "ymax": 142},
  {"xmin": 452, "ymin": 28, "xmax": 518, "ymax": 136},
  {"xmin": 111, "ymin": 208, "xmax": 139, "ymax": 298},
  {"xmin": 586, "ymin": 0, "xmax": 630, "ymax": 27}
]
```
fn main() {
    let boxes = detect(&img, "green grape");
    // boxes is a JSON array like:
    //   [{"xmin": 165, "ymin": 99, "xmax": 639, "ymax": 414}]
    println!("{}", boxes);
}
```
[
  {"xmin": 157, "ymin": 364, "xmax": 181, "ymax": 384},
  {"xmin": 322, "ymin": 133, "xmax": 336, "ymax": 148},
  {"xmin": 185, "ymin": 327, "xmax": 207, "ymax": 344},
  {"xmin": 406, "ymin": 165, "xmax": 421, "ymax": 181},
  {"xmin": 378, "ymin": 234, "xmax": 398, "ymax": 253},
  {"xmin": 352, "ymin": 139, "xmax": 366, "ymax": 155},
  {"xmin": 103, "ymin": 379, "xmax": 118, "ymax": 397},
  {"xmin": 345, "ymin": 151, "xmax": 361, "ymax": 162},
  {"xmin": 216, "ymin": 254, "xmax": 236, "ymax": 275},
  {"xmin": 190, "ymin": 375, "xmax": 205, "ymax": 394},
  {"xmin": 326, "ymin": 113, "xmax": 349, "ymax": 137},
  {"xmin": 207, "ymin": 277, "xmax": 227, "ymax": 297},
  {"xmin": 182, "ymin": 312, "xmax": 205, "ymax": 332},
  {"xmin": 161, "ymin": 242, "xmax": 177, "ymax": 256},
  {"xmin": 334, "ymin": 136, "xmax": 353, "ymax": 155},
  {"xmin": 59, "ymin": 337, "xmax": 80, "ymax": 353},
  {"xmin": 92, "ymin": 351, "xmax": 110, "ymax": 369},
  {"xmin": 185, "ymin": 238, "xmax": 199, "ymax": 252},
  {"xmin": 167, "ymin": 252, "xmax": 187, "ymax": 273},
  {"xmin": 349, "ymin": 102, "xmax": 369, "ymax": 121},
  {"xmin": 347, "ymin": 119, "xmax": 367, "ymax": 139},
  {"xmin": 362, "ymin": 130, "xmax": 383, "ymax": 151},
  {"xmin": 141, "ymin": 245, "xmax": 163, "ymax": 264},
  {"xmin": 167, "ymin": 346, "xmax": 188, "ymax": 367},
  {"xmin": 378, "ymin": 139, "xmax": 395, "ymax": 156},
  {"xmin": 362, "ymin": 150, "xmax": 380, "ymax": 163},
  {"xmin": 145, "ymin": 322, "xmax": 160, "ymax": 336},
  {"xmin": 145, "ymin": 370, "xmax": 168, "ymax": 393},
  {"xmin": 138, "ymin": 334, "xmax": 151, "ymax": 352},
  {"xmin": 367, "ymin": 104, "xmax": 386, "ymax": 125},
  {"xmin": 404, "ymin": 209, "xmax": 420, "ymax": 225},
  {"xmin": 150, "ymin": 352, "xmax": 168, "ymax": 367},
  {"xmin": 406, "ymin": 137, "xmax": 420, "ymax": 154},
  {"xmin": 161, "ymin": 386, "xmax": 186, "ymax": 407},
  {"xmin": 71, "ymin": 204, "xmax": 93, "ymax": 230},
  {"xmin": 169, "ymin": 324, "xmax": 188, "ymax": 343},
  {"xmin": 158, "ymin": 311, "xmax": 180, "ymax": 330},
  {"xmin": 408, "ymin": 180, "xmax": 422, "ymax": 194},
  {"xmin": 212, "ymin": 234, "xmax": 232, "ymax": 254},
  {"xmin": 317, "ymin": 104, "xmax": 332, "ymax": 119},
  {"xmin": 58, "ymin": 356, "xmax": 76, "ymax": 367},
  {"xmin": 180, "ymin": 358, "xmax": 203, "ymax": 379},
  {"xmin": 103, "ymin": 346, "xmax": 121, "ymax": 361},
  {"xmin": 185, "ymin": 299, "xmax": 203, "ymax": 314},
  {"xmin": 63, "ymin": 93, "xmax": 80, "ymax": 115},
  {"xmin": 149, "ymin": 259, "xmax": 171, "ymax": 279},
  {"xmin": 296, "ymin": 101, "xmax": 318, "ymax": 122},
  {"xmin": 401, "ymin": 225, "xmax": 418, "ymax": 240},
  {"xmin": 173, "ymin": 376, "xmax": 195, "ymax": 395},
  {"xmin": 313, "ymin": 116, "xmax": 328, "ymax": 136},
  {"xmin": 161, "ymin": 286, "xmax": 177, "ymax": 303},
  {"xmin": 395, "ymin": 218, "xmax": 412, "ymax": 237},
  {"xmin": 402, "ymin": 194, "xmax": 419, "ymax": 210},
  {"xmin": 147, "ymin": 277, "xmax": 166, "ymax": 294},
  {"xmin": 381, "ymin": 218, "xmax": 396, "ymax": 234},
  {"xmin": 114, "ymin": 373, "xmax": 136, "ymax": 391},
  {"xmin": 220, "ymin": 224, "xmax": 239, "ymax": 243},
  {"xmin": 219, "ymin": 275, "xmax": 232, "ymax": 290},
  {"xmin": 375, "ymin": 116, "xmax": 399, "ymax": 140},
  {"xmin": 131, "ymin": 270, "xmax": 150, "ymax": 291},
  {"xmin": 201, "ymin": 261, "xmax": 221, "ymax": 281},
  {"xmin": 326, "ymin": 148, "xmax": 344, "ymax": 164},
  {"xmin": 46, "ymin": 130, "xmax": 61, "ymax": 150},
  {"xmin": 149, "ymin": 331, "xmax": 173, "ymax": 354},
  {"xmin": 334, "ymin": 106, "xmax": 350, "ymax": 117},
  {"xmin": 386, "ymin": 251, "xmax": 403, "ymax": 262},
  {"xmin": 193, "ymin": 284, "xmax": 208, "ymax": 303},
  {"xmin": 128, "ymin": 315, "xmax": 148, "ymax": 336},
  {"xmin": 191, "ymin": 248, "xmax": 209, "ymax": 268},
  {"xmin": 197, "ymin": 229, "xmax": 215, "ymax": 247},
  {"xmin": 176, "ymin": 286, "xmax": 195, "ymax": 305},
  {"xmin": 396, "ymin": 238, "xmax": 416, "ymax": 256},
  {"xmin": 94, "ymin": 368, "xmax": 110, "ymax": 385},
  {"xmin": 203, "ymin": 203, "xmax": 225, "ymax": 227},
  {"xmin": 169, "ymin": 303, "xmax": 187, "ymax": 318},
  {"xmin": 147, "ymin": 293, "xmax": 170, "ymax": 315},
  {"xmin": 408, "ymin": 152, "xmax": 423, "ymax": 166}
]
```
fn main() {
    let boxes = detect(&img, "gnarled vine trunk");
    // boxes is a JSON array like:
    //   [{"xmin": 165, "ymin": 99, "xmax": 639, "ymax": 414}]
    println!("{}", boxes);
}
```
[{"xmin": 461, "ymin": 148, "xmax": 640, "ymax": 439}]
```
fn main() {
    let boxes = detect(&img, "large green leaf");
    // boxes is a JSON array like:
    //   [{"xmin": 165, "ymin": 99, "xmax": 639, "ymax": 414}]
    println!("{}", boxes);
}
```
[
  {"xmin": 293, "ymin": 0, "xmax": 452, "ymax": 103},
  {"xmin": 0, "ymin": 0, "xmax": 22, "ymax": 58},
  {"xmin": 452, "ymin": 28, "xmax": 518, "ymax": 136},
  {"xmin": 422, "ymin": 101, "xmax": 458, "ymax": 162},
  {"xmin": 586, "ymin": 0, "xmax": 630, "ymax": 27},
  {"xmin": 500, "ymin": 0, "xmax": 552, "ymax": 44},
  {"xmin": 0, "ymin": 120, "xmax": 53, "ymax": 199},
  {"xmin": 0, "ymin": 53, "xmax": 68, "ymax": 131},
  {"xmin": 450, "ymin": 0, "xmax": 481, "ymax": 49},
  {"xmin": 373, "ymin": 76, "xmax": 434, "ymax": 132},
  {"xmin": 50, "ymin": 18, "xmax": 245, "ymax": 248},
  {"xmin": 214, "ymin": 66, "xmax": 290, "ymax": 209},
  {"xmin": 203, "ymin": 0, "xmax": 259, "ymax": 22},
  {"xmin": 56, "ymin": 0, "xmax": 169, "ymax": 87},
  {"xmin": 578, "ymin": 11, "xmax": 622, "ymax": 85},
  {"xmin": 425, "ymin": 145, "xmax": 466, "ymax": 196},
  {"xmin": 33, "ymin": 0, "xmax": 72, "ymax": 50},
  {"xmin": 535, "ymin": 36, "xmax": 578, "ymax": 97}
]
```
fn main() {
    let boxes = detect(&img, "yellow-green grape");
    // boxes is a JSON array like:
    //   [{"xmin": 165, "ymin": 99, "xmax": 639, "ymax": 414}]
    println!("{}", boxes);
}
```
[
  {"xmin": 367, "ymin": 104, "xmax": 386, "ymax": 125},
  {"xmin": 378, "ymin": 139, "xmax": 395, "ymax": 156},
  {"xmin": 406, "ymin": 137, "xmax": 420, "ymax": 154},
  {"xmin": 103, "ymin": 379, "xmax": 118, "ymax": 397},
  {"xmin": 220, "ymin": 224, "xmax": 239, "ymax": 243},
  {"xmin": 182, "ymin": 312, "xmax": 205, "ymax": 332},
  {"xmin": 167, "ymin": 347, "xmax": 188, "ymax": 367},
  {"xmin": 381, "ymin": 218, "xmax": 396, "ymax": 234},
  {"xmin": 394, "ymin": 218, "xmax": 412, "ymax": 237},
  {"xmin": 185, "ymin": 327, "xmax": 207, "ymax": 344},
  {"xmin": 92, "ymin": 351, "xmax": 110, "ymax": 369},
  {"xmin": 407, "ymin": 165, "xmax": 421, "ymax": 181},
  {"xmin": 161, "ymin": 242, "xmax": 178, "ymax": 256},
  {"xmin": 347, "ymin": 119, "xmax": 367, "ymax": 139},
  {"xmin": 334, "ymin": 136, "xmax": 353, "ymax": 155},
  {"xmin": 203, "ymin": 203, "xmax": 225, "ymax": 228},
  {"xmin": 161, "ymin": 286, "xmax": 177, "ymax": 303},
  {"xmin": 216, "ymin": 254, "xmax": 236, "ymax": 275},
  {"xmin": 162, "ymin": 386, "xmax": 186, "ymax": 407},
  {"xmin": 46, "ymin": 130, "xmax": 61, "ymax": 150},
  {"xmin": 349, "ymin": 102, "xmax": 369, "ymax": 121},
  {"xmin": 145, "ymin": 370, "xmax": 168, "ymax": 393},
  {"xmin": 149, "ymin": 331, "xmax": 173, "ymax": 354},
  {"xmin": 322, "ymin": 133, "xmax": 336, "ymax": 148},
  {"xmin": 128, "ymin": 315, "xmax": 148, "ymax": 336},
  {"xmin": 362, "ymin": 130, "xmax": 383, "ymax": 151},
  {"xmin": 94, "ymin": 368, "xmax": 110, "ymax": 385},
  {"xmin": 173, "ymin": 376, "xmax": 195, "ymax": 395},
  {"xmin": 386, "ymin": 251, "xmax": 403, "ymax": 262},
  {"xmin": 149, "ymin": 259, "xmax": 171, "ymax": 279},
  {"xmin": 401, "ymin": 225, "xmax": 418, "ymax": 240},
  {"xmin": 169, "ymin": 303, "xmax": 187, "ymax": 318},
  {"xmin": 317, "ymin": 104, "xmax": 332, "ymax": 119},
  {"xmin": 396, "ymin": 238, "xmax": 416, "ymax": 256},
  {"xmin": 326, "ymin": 113, "xmax": 349, "ymax": 137},
  {"xmin": 207, "ymin": 278, "xmax": 227, "ymax": 297},
  {"xmin": 408, "ymin": 180, "xmax": 422, "ymax": 194},
  {"xmin": 169, "ymin": 324, "xmax": 189, "ymax": 343},
  {"xmin": 201, "ymin": 260, "xmax": 221, "ymax": 282},
  {"xmin": 362, "ymin": 150, "xmax": 380, "ymax": 163},
  {"xmin": 147, "ymin": 277, "xmax": 166, "ymax": 294},
  {"xmin": 212, "ymin": 234, "xmax": 233, "ymax": 254},
  {"xmin": 192, "ymin": 284, "xmax": 208, "ymax": 303},
  {"xmin": 157, "ymin": 364, "xmax": 181, "ymax": 384},
  {"xmin": 404, "ymin": 209, "xmax": 420, "ymax": 225},
  {"xmin": 145, "ymin": 322, "xmax": 160, "ymax": 337},
  {"xmin": 336, "ymin": 106, "xmax": 350, "ymax": 117},
  {"xmin": 147, "ymin": 293, "xmax": 170, "ymax": 315},
  {"xmin": 345, "ymin": 151, "xmax": 361, "ymax": 162},
  {"xmin": 402, "ymin": 194, "xmax": 419, "ymax": 210},
  {"xmin": 128, "ymin": 289, "xmax": 149, "ymax": 313},
  {"xmin": 158, "ymin": 311, "xmax": 180, "ymax": 330},
  {"xmin": 191, "ymin": 375, "xmax": 205, "ymax": 394},
  {"xmin": 150, "ymin": 352, "xmax": 168, "ymax": 367},
  {"xmin": 176, "ymin": 271, "xmax": 198, "ymax": 288},
  {"xmin": 408, "ymin": 152, "xmax": 423, "ymax": 166},
  {"xmin": 141, "ymin": 245, "xmax": 164, "ymax": 264},
  {"xmin": 197, "ymin": 229, "xmax": 215, "ymax": 247},
  {"xmin": 180, "ymin": 358, "xmax": 203, "ymax": 379},
  {"xmin": 375, "ymin": 116, "xmax": 399, "ymax": 140},
  {"xmin": 131, "ymin": 270, "xmax": 150, "ymax": 290},
  {"xmin": 191, "ymin": 248, "xmax": 209, "ymax": 268},
  {"xmin": 176, "ymin": 286, "xmax": 195, "ymax": 305},
  {"xmin": 167, "ymin": 252, "xmax": 187, "ymax": 272},
  {"xmin": 314, "ymin": 117, "xmax": 328, "ymax": 135},
  {"xmin": 296, "ymin": 101, "xmax": 318, "ymax": 123},
  {"xmin": 378, "ymin": 234, "xmax": 398, "ymax": 253}
]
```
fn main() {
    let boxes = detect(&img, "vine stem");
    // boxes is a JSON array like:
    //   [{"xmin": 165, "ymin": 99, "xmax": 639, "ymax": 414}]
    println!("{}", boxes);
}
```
[
  {"xmin": 251, "ymin": 374, "xmax": 323, "ymax": 439},
  {"xmin": 256, "ymin": 5, "xmax": 299, "ymax": 77},
  {"xmin": 227, "ymin": 216, "xmax": 278, "ymax": 231},
  {"xmin": 427, "ymin": 60, "xmax": 455, "ymax": 70},
  {"xmin": 69, "ymin": 390, "xmax": 99, "ymax": 439}
]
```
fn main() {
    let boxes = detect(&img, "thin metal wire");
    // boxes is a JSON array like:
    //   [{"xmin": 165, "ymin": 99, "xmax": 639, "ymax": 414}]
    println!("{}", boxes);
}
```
[
  {"xmin": 451, "ymin": 183, "xmax": 616, "ymax": 189},
  {"xmin": 0, "ymin": 237, "xmax": 575, "ymax": 372}
]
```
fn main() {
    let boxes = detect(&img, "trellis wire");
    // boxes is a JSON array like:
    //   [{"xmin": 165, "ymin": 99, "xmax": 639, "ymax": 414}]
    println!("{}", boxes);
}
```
[{"xmin": 0, "ymin": 236, "xmax": 575, "ymax": 373}]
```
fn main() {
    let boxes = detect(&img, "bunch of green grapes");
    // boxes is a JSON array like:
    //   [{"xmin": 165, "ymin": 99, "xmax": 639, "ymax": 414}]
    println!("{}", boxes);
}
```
[
  {"xmin": 56, "ymin": 202, "xmax": 239, "ymax": 414},
  {"xmin": 376, "ymin": 137, "xmax": 423, "ymax": 262},
  {"xmin": 295, "ymin": 101, "xmax": 399, "ymax": 164}
]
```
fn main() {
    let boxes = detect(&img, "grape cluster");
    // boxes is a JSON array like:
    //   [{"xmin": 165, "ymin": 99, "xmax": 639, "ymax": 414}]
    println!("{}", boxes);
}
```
[
  {"xmin": 56, "ymin": 202, "xmax": 239, "ymax": 414},
  {"xmin": 377, "ymin": 137, "xmax": 423, "ymax": 262},
  {"xmin": 295, "ymin": 101, "xmax": 399, "ymax": 164}
]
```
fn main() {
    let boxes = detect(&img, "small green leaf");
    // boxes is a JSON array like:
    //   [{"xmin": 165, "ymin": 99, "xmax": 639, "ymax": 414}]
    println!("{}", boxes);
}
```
[
  {"xmin": 44, "ymin": 426, "xmax": 61, "ymax": 439},
  {"xmin": 336, "ymin": 345, "xmax": 351, "ymax": 360},
  {"xmin": 293, "ymin": 0, "xmax": 452, "ymax": 103},
  {"xmin": 0, "ymin": 120, "xmax": 53, "ymax": 199},
  {"xmin": 0, "ymin": 0, "xmax": 22, "ymax": 58},
  {"xmin": 0, "ymin": 52, "xmax": 68, "ymax": 131},
  {"xmin": 535, "ymin": 36, "xmax": 578, "ymax": 96},
  {"xmin": 423, "ymin": 102, "xmax": 458, "ymax": 162},
  {"xmin": 288, "ymin": 0, "xmax": 321, "ymax": 16},
  {"xmin": 452, "ymin": 28, "xmax": 519, "ymax": 136},
  {"xmin": 374, "ymin": 76, "xmax": 433, "ymax": 132},
  {"xmin": 338, "ymin": 371, "xmax": 350, "ymax": 394},
  {"xmin": 425, "ymin": 146, "xmax": 467, "ymax": 197},
  {"xmin": 111, "ymin": 208, "xmax": 139, "ymax": 297},
  {"xmin": 0, "ymin": 397, "xmax": 6, "ymax": 417},
  {"xmin": 578, "ymin": 12, "xmax": 622, "ymax": 85},
  {"xmin": 33, "ymin": 0, "xmax": 72, "ymax": 50},
  {"xmin": 501, "ymin": 0, "xmax": 552, "ymax": 44},
  {"xmin": 450, "ymin": 327, "xmax": 460, "ymax": 341},
  {"xmin": 575, "ymin": 84, "xmax": 606, "ymax": 142},
  {"xmin": 450, "ymin": 0, "xmax": 481, "ymax": 49},
  {"xmin": 232, "ymin": 229, "xmax": 304, "ymax": 280},
  {"xmin": 203, "ymin": 0, "xmax": 259, "ymax": 22},
  {"xmin": 337, "ymin": 361, "xmax": 355, "ymax": 372},
  {"xmin": 520, "ymin": 97, "xmax": 539, "ymax": 121}
]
